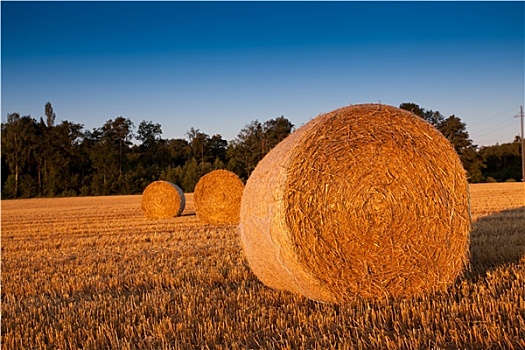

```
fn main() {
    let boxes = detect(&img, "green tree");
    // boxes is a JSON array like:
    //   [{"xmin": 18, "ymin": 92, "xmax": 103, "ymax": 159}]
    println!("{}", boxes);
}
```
[
  {"xmin": 227, "ymin": 120, "xmax": 264, "ymax": 180},
  {"xmin": 437, "ymin": 115, "xmax": 482, "ymax": 181},
  {"xmin": 1, "ymin": 156, "xmax": 9, "ymax": 193},
  {"xmin": 34, "ymin": 118, "xmax": 47, "ymax": 194},
  {"xmin": 227, "ymin": 116, "xmax": 294, "ymax": 179},
  {"xmin": 86, "ymin": 117, "xmax": 134, "ymax": 194},
  {"xmin": 479, "ymin": 137, "xmax": 522, "ymax": 182},
  {"xmin": 184, "ymin": 128, "xmax": 228, "ymax": 166},
  {"xmin": 89, "ymin": 125, "xmax": 119, "ymax": 195},
  {"xmin": 399, "ymin": 102, "xmax": 425, "ymax": 118},
  {"xmin": 76, "ymin": 128, "xmax": 100, "ymax": 195},
  {"xmin": 181, "ymin": 157, "xmax": 200, "ymax": 192},
  {"xmin": 438, "ymin": 115, "xmax": 471, "ymax": 151},
  {"xmin": 1, "ymin": 113, "xmax": 37, "ymax": 198},
  {"xmin": 160, "ymin": 165, "xmax": 184, "ymax": 189},
  {"xmin": 136, "ymin": 120, "xmax": 162, "ymax": 148},
  {"xmin": 186, "ymin": 128, "xmax": 209, "ymax": 164},
  {"xmin": 262, "ymin": 116, "xmax": 294, "ymax": 152},
  {"xmin": 110, "ymin": 117, "xmax": 134, "ymax": 177},
  {"xmin": 207, "ymin": 134, "xmax": 228, "ymax": 164},
  {"xmin": 90, "ymin": 140, "xmax": 118, "ymax": 195},
  {"xmin": 44, "ymin": 101, "xmax": 56, "ymax": 128},
  {"xmin": 167, "ymin": 138, "xmax": 190, "ymax": 167},
  {"xmin": 43, "ymin": 121, "xmax": 84, "ymax": 196},
  {"xmin": 399, "ymin": 102, "xmax": 444, "ymax": 126},
  {"xmin": 134, "ymin": 120, "xmax": 170, "ymax": 181}
]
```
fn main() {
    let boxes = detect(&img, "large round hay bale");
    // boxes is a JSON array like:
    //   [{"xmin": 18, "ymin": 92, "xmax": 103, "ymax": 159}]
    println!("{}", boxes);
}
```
[
  {"xmin": 194, "ymin": 170, "xmax": 245, "ymax": 224},
  {"xmin": 141, "ymin": 181, "xmax": 186, "ymax": 219},
  {"xmin": 239, "ymin": 104, "xmax": 471, "ymax": 303}
]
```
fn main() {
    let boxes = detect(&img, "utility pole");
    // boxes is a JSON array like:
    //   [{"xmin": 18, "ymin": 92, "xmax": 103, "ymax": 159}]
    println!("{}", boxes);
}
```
[{"xmin": 516, "ymin": 106, "xmax": 524, "ymax": 182}]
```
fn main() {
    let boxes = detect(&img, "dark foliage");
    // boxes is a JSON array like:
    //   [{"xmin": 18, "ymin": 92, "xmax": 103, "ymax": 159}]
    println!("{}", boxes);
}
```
[
  {"xmin": 1, "ymin": 103, "xmax": 294, "ymax": 198},
  {"xmin": 1, "ymin": 102, "xmax": 520, "ymax": 198},
  {"xmin": 478, "ymin": 137, "xmax": 522, "ymax": 182}
]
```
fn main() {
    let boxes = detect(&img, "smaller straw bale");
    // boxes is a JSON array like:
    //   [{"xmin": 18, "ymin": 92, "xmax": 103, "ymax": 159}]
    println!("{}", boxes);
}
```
[
  {"xmin": 141, "ymin": 181, "xmax": 186, "ymax": 219},
  {"xmin": 194, "ymin": 170, "xmax": 245, "ymax": 224}
]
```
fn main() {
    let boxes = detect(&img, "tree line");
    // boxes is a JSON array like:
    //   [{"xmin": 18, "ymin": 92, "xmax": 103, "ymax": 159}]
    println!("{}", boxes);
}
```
[
  {"xmin": 1, "ymin": 102, "xmax": 522, "ymax": 199},
  {"xmin": 1, "ymin": 102, "xmax": 294, "ymax": 198}
]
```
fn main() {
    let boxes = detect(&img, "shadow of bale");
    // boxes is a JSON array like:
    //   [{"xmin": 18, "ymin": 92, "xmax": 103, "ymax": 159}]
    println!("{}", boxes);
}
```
[{"xmin": 467, "ymin": 206, "xmax": 525, "ymax": 279}]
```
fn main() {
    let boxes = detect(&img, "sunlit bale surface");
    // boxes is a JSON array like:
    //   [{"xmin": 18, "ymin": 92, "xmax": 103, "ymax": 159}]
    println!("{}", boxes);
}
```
[
  {"xmin": 240, "ymin": 104, "xmax": 471, "ymax": 303},
  {"xmin": 141, "ymin": 181, "xmax": 185, "ymax": 219},
  {"xmin": 194, "ymin": 169, "xmax": 244, "ymax": 225}
]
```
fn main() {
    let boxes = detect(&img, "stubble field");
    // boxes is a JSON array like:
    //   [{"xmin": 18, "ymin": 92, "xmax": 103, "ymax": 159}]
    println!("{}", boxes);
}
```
[{"xmin": 1, "ymin": 182, "xmax": 524, "ymax": 349}]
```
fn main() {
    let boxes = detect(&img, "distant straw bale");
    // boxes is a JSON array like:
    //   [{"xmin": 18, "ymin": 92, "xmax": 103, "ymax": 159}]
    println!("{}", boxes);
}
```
[
  {"xmin": 194, "ymin": 170, "xmax": 245, "ymax": 225},
  {"xmin": 141, "ymin": 181, "xmax": 186, "ymax": 219},
  {"xmin": 239, "ymin": 104, "xmax": 471, "ymax": 303}
]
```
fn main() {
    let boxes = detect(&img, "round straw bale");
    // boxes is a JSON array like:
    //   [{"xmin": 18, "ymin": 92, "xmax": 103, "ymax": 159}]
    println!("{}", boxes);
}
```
[
  {"xmin": 239, "ymin": 104, "xmax": 471, "ymax": 303},
  {"xmin": 194, "ymin": 170, "xmax": 245, "ymax": 224},
  {"xmin": 141, "ymin": 181, "xmax": 186, "ymax": 219}
]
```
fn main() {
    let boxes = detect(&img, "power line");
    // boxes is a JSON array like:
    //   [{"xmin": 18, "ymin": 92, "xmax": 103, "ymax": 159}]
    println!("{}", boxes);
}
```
[
  {"xmin": 468, "ymin": 108, "xmax": 519, "ymax": 135},
  {"xmin": 468, "ymin": 107, "xmax": 520, "ymax": 130},
  {"xmin": 470, "ymin": 117, "xmax": 517, "ymax": 139}
]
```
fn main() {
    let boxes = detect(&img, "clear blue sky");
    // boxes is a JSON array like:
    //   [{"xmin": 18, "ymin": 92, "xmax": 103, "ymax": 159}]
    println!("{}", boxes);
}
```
[{"xmin": 2, "ymin": 1, "xmax": 524, "ymax": 146}]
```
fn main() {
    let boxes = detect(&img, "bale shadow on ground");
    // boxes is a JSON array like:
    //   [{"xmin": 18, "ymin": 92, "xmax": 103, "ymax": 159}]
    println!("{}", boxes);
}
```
[{"xmin": 467, "ymin": 206, "xmax": 525, "ymax": 279}]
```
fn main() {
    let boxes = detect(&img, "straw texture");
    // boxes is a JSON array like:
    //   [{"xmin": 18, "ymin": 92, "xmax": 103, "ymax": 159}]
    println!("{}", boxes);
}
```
[
  {"xmin": 194, "ymin": 170, "xmax": 245, "ymax": 225},
  {"xmin": 141, "ymin": 181, "xmax": 186, "ymax": 219},
  {"xmin": 239, "ymin": 104, "xmax": 471, "ymax": 303}
]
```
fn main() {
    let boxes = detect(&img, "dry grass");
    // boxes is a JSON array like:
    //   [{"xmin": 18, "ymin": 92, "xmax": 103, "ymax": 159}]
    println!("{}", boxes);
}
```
[
  {"xmin": 469, "ymin": 182, "xmax": 524, "ymax": 221},
  {"xmin": 1, "ymin": 183, "xmax": 524, "ymax": 349}
]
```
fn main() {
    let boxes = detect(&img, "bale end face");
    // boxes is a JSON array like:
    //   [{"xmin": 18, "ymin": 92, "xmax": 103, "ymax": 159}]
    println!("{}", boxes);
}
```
[
  {"xmin": 194, "ymin": 170, "xmax": 245, "ymax": 225},
  {"xmin": 141, "ymin": 181, "xmax": 186, "ymax": 219},
  {"xmin": 240, "ymin": 104, "xmax": 471, "ymax": 303}
]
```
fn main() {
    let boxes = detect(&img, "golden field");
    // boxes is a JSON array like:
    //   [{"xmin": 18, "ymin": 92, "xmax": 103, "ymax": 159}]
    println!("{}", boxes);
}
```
[{"xmin": 1, "ymin": 182, "xmax": 524, "ymax": 349}]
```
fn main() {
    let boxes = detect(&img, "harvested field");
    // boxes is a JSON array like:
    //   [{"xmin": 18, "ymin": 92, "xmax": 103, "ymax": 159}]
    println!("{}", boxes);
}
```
[
  {"xmin": 1, "ymin": 183, "xmax": 524, "ymax": 349},
  {"xmin": 469, "ymin": 182, "xmax": 525, "ymax": 221}
]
